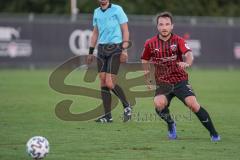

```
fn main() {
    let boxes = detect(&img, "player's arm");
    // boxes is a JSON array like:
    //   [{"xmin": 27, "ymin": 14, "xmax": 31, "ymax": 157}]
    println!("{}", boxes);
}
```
[
  {"xmin": 141, "ymin": 41, "xmax": 153, "ymax": 89},
  {"xmin": 177, "ymin": 38, "xmax": 194, "ymax": 69},
  {"xmin": 87, "ymin": 27, "xmax": 98, "ymax": 64},
  {"xmin": 141, "ymin": 59, "xmax": 153, "ymax": 90},
  {"xmin": 120, "ymin": 23, "xmax": 129, "ymax": 62},
  {"xmin": 185, "ymin": 51, "xmax": 193, "ymax": 66},
  {"xmin": 178, "ymin": 51, "xmax": 193, "ymax": 69},
  {"xmin": 142, "ymin": 59, "xmax": 151, "ymax": 81}
]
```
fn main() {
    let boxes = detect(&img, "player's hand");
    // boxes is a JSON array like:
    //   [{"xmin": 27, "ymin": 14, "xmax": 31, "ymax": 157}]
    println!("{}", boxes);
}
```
[
  {"xmin": 86, "ymin": 54, "xmax": 95, "ymax": 64},
  {"xmin": 177, "ymin": 62, "xmax": 190, "ymax": 69},
  {"xmin": 143, "ymin": 70, "xmax": 153, "ymax": 90},
  {"xmin": 146, "ymin": 84, "xmax": 154, "ymax": 90},
  {"xmin": 146, "ymin": 80, "xmax": 154, "ymax": 90},
  {"xmin": 120, "ymin": 51, "xmax": 128, "ymax": 63}
]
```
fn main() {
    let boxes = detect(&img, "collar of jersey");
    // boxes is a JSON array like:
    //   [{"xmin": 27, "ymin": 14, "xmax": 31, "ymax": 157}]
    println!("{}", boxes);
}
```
[{"xmin": 100, "ymin": 3, "xmax": 112, "ymax": 12}]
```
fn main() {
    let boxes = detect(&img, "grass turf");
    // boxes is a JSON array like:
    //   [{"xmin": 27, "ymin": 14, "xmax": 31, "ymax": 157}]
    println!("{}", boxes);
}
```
[{"xmin": 0, "ymin": 68, "xmax": 240, "ymax": 160}]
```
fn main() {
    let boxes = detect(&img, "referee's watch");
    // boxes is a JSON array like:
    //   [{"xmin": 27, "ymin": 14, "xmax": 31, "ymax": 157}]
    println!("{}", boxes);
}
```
[{"xmin": 89, "ymin": 47, "xmax": 95, "ymax": 55}]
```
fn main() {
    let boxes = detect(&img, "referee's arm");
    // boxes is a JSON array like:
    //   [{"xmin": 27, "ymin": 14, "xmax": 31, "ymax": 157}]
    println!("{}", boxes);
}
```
[
  {"xmin": 87, "ymin": 27, "xmax": 98, "ymax": 64},
  {"xmin": 120, "ymin": 23, "xmax": 129, "ymax": 49},
  {"xmin": 120, "ymin": 23, "xmax": 129, "ymax": 62},
  {"xmin": 90, "ymin": 26, "xmax": 99, "ymax": 48}
]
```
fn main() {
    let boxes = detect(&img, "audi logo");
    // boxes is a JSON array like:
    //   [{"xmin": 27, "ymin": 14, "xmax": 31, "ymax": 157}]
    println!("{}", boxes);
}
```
[{"xmin": 69, "ymin": 29, "xmax": 93, "ymax": 55}]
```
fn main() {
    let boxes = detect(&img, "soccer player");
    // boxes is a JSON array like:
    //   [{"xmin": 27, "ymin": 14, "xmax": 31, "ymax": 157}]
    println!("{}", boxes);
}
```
[
  {"xmin": 87, "ymin": 0, "xmax": 132, "ymax": 123},
  {"xmin": 141, "ymin": 11, "xmax": 220, "ymax": 141}
]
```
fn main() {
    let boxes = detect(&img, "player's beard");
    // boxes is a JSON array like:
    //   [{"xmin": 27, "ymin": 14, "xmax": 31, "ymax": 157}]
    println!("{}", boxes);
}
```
[{"xmin": 160, "ymin": 30, "xmax": 171, "ymax": 38}]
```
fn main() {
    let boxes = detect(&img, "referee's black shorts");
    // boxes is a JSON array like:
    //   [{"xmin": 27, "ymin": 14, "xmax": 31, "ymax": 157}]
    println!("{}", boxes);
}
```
[
  {"xmin": 96, "ymin": 43, "xmax": 122, "ymax": 75},
  {"xmin": 155, "ymin": 80, "xmax": 196, "ymax": 106}
]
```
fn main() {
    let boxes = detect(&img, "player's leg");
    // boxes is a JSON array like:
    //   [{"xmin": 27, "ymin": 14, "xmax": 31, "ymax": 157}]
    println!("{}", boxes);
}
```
[
  {"xmin": 184, "ymin": 96, "xmax": 220, "ymax": 141},
  {"xmin": 175, "ymin": 81, "xmax": 220, "ymax": 141},
  {"xmin": 154, "ymin": 95, "xmax": 173, "ymax": 124},
  {"xmin": 106, "ymin": 53, "xmax": 132, "ymax": 122},
  {"xmin": 154, "ymin": 93, "xmax": 177, "ymax": 139}
]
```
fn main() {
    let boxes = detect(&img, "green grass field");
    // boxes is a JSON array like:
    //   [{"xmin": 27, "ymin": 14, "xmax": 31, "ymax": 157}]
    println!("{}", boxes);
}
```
[{"xmin": 0, "ymin": 68, "xmax": 240, "ymax": 160}]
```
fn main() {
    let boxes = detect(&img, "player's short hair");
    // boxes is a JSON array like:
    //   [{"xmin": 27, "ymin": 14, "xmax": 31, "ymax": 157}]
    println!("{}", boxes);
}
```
[{"xmin": 156, "ymin": 11, "xmax": 173, "ymax": 24}]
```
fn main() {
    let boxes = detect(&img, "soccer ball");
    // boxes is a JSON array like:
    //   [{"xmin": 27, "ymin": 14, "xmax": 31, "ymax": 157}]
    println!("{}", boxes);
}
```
[{"xmin": 26, "ymin": 136, "xmax": 50, "ymax": 159}]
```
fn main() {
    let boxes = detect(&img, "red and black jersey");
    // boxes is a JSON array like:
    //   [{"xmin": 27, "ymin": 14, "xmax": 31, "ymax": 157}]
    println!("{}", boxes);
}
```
[{"xmin": 141, "ymin": 33, "xmax": 191, "ymax": 84}]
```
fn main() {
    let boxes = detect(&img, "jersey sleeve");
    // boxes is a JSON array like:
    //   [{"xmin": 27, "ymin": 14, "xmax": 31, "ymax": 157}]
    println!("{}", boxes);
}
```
[
  {"xmin": 141, "ymin": 40, "xmax": 152, "ymax": 60},
  {"xmin": 116, "ymin": 6, "xmax": 128, "ymax": 24},
  {"xmin": 178, "ymin": 37, "xmax": 191, "ymax": 55}
]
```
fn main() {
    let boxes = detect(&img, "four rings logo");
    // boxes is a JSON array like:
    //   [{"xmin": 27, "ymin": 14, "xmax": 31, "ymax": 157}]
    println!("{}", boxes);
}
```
[{"xmin": 69, "ymin": 29, "xmax": 94, "ymax": 56}]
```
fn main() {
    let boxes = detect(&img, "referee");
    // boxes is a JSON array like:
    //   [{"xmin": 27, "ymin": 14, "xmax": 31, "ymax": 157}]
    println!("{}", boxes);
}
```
[
  {"xmin": 87, "ymin": 0, "xmax": 132, "ymax": 123},
  {"xmin": 141, "ymin": 12, "xmax": 220, "ymax": 141}
]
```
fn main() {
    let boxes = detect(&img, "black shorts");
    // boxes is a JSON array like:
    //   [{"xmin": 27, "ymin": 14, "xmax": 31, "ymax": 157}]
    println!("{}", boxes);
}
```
[
  {"xmin": 97, "ymin": 44, "xmax": 122, "ymax": 75},
  {"xmin": 155, "ymin": 80, "xmax": 195, "ymax": 106}
]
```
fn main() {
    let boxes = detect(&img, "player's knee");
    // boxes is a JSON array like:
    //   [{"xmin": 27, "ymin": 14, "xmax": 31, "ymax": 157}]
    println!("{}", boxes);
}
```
[
  {"xmin": 105, "ymin": 81, "xmax": 115, "ymax": 89},
  {"xmin": 185, "ymin": 97, "xmax": 200, "ymax": 112},
  {"xmin": 191, "ymin": 104, "xmax": 200, "ymax": 112},
  {"xmin": 154, "ymin": 97, "xmax": 167, "ymax": 110},
  {"xmin": 100, "ymin": 79, "xmax": 106, "ymax": 87}
]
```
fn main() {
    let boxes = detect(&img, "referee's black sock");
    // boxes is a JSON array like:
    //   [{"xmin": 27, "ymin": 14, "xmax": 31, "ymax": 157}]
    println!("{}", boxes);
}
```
[
  {"xmin": 111, "ymin": 85, "xmax": 129, "ymax": 108},
  {"xmin": 101, "ymin": 87, "xmax": 112, "ymax": 118},
  {"xmin": 155, "ymin": 107, "xmax": 174, "ymax": 130},
  {"xmin": 195, "ymin": 106, "xmax": 218, "ymax": 136}
]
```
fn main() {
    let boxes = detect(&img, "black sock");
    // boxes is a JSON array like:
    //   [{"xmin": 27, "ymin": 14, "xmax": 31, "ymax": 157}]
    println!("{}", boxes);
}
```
[
  {"xmin": 195, "ymin": 107, "xmax": 218, "ymax": 136},
  {"xmin": 111, "ymin": 85, "xmax": 129, "ymax": 108},
  {"xmin": 155, "ymin": 107, "xmax": 174, "ymax": 130},
  {"xmin": 101, "ymin": 87, "xmax": 112, "ymax": 118}
]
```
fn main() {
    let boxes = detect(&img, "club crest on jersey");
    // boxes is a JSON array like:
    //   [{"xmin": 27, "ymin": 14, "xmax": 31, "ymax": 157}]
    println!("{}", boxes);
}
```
[
  {"xmin": 170, "ymin": 44, "xmax": 177, "ymax": 52},
  {"xmin": 185, "ymin": 43, "xmax": 191, "ymax": 50},
  {"xmin": 153, "ymin": 48, "xmax": 160, "ymax": 54}
]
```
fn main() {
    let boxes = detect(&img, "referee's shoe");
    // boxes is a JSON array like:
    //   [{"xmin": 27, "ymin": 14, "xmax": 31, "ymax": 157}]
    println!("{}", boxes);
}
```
[
  {"xmin": 95, "ymin": 115, "xmax": 113, "ymax": 123},
  {"xmin": 123, "ymin": 106, "xmax": 132, "ymax": 122}
]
